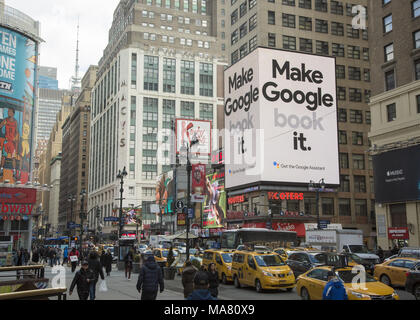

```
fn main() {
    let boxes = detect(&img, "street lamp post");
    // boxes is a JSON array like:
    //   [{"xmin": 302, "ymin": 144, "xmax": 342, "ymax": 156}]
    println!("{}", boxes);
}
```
[
  {"xmin": 117, "ymin": 167, "xmax": 128, "ymax": 239},
  {"xmin": 79, "ymin": 189, "xmax": 87, "ymax": 250},
  {"xmin": 68, "ymin": 194, "xmax": 76, "ymax": 236},
  {"xmin": 309, "ymin": 179, "xmax": 326, "ymax": 230}
]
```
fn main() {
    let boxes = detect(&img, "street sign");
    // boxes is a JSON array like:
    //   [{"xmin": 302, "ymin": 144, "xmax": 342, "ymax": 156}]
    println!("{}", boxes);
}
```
[
  {"xmin": 188, "ymin": 208, "xmax": 194, "ymax": 219},
  {"xmin": 319, "ymin": 220, "xmax": 331, "ymax": 229},
  {"xmin": 104, "ymin": 217, "xmax": 119, "ymax": 222},
  {"xmin": 176, "ymin": 200, "xmax": 185, "ymax": 210}
]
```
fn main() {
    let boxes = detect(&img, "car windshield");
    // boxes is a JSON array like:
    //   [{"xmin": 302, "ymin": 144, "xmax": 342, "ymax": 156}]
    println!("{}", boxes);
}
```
[
  {"xmin": 275, "ymin": 249, "xmax": 286, "ymax": 255},
  {"xmin": 254, "ymin": 255, "xmax": 285, "ymax": 267},
  {"xmin": 349, "ymin": 254, "xmax": 364, "ymax": 264},
  {"xmin": 221, "ymin": 253, "xmax": 233, "ymax": 263},
  {"xmin": 308, "ymin": 253, "xmax": 326, "ymax": 264},
  {"xmin": 349, "ymin": 245, "xmax": 369, "ymax": 254},
  {"xmin": 337, "ymin": 270, "xmax": 377, "ymax": 283}
]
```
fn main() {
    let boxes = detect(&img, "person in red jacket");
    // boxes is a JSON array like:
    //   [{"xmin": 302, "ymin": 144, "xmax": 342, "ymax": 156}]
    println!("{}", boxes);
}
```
[{"xmin": 69, "ymin": 248, "xmax": 80, "ymax": 273}]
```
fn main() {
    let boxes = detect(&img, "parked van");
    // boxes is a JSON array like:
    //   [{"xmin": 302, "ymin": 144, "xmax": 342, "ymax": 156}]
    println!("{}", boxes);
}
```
[{"xmin": 231, "ymin": 249, "xmax": 295, "ymax": 293}]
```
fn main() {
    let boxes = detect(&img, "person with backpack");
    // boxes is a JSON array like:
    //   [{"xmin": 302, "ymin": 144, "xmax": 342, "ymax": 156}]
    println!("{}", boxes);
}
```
[
  {"xmin": 69, "ymin": 260, "xmax": 94, "ymax": 300},
  {"xmin": 136, "ymin": 255, "xmax": 164, "ymax": 300},
  {"xmin": 87, "ymin": 251, "xmax": 105, "ymax": 300},
  {"xmin": 182, "ymin": 260, "xmax": 197, "ymax": 298},
  {"xmin": 186, "ymin": 271, "xmax": 218, "ymax": 300},
  {"xmin": 322, "ymin": 271, "xmax": 348, "ymax": 300}
]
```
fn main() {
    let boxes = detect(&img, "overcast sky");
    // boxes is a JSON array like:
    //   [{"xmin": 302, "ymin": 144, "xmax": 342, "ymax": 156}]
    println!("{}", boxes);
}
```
[{"xmin": 6, "ymin": 0, "xmax": 119, "ymax": 89}]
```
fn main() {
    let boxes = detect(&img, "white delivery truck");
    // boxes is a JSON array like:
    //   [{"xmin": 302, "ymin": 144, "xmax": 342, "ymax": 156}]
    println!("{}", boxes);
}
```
[
  {"xmin": 305, "ymin": 229, "xmax": 380, "ymax": 264},
  {"xmin": 149, "ymin": 235, "xmax": 171, "ymax": 248}
]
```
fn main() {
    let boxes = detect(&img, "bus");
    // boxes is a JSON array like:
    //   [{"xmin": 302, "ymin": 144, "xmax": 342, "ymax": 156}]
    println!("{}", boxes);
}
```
[{"xmin": 221, "ymin": 228, "xmax": 298, "ymax": 250}]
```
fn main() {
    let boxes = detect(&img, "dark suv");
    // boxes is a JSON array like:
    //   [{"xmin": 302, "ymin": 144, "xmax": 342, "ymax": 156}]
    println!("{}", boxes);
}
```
[
  {"xmin": 405, "ymin": 261, "xmax": 420, "ymax": 300},
  {"xmin": 286, "ymin": 251, "xmax": 326, "ymax": 278}
]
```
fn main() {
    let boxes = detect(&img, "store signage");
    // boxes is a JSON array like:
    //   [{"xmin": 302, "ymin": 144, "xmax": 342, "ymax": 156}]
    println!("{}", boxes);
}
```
[
  {"xmin": 120, "ymin": 233, "xmax": 136, "ymax": 240},
  {"xmin": 0, "ymin": 188, "xmax": 37, "ymax": 204},
  {"xmin": 177, "ymin": 213, "xmax": 186, "ymax": 226},
  {"xmin": 273, "ymin": 222, "xmax": 306, "ymax": 237},
  {"xmin": 268, "ymin": 192, "xmax": 304, "ymax": 201},
  {"xmin": 226, "ymin": 210, "xmax": 258, "ymax": 220},
  {"xmin": 228, "ymin": 195, "xmax": 245, "ymax": 204},
  {"xmin": 388, "ymin": 227, "xmax": 409, "ymax": 240}
]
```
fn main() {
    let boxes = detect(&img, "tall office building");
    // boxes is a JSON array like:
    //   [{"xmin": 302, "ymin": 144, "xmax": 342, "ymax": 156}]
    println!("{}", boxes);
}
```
[
  {"xmin": 39, "ymin": 66, "xmax": 59, "ymax": 90},
  {"xmin": 221, "ymin": 0, "xmax": 376, "ymax": 247},
  {"xmin": 368, "ymin": 0, "xmax": 420, "ymax": 248},
  {"xmin": 88, "ymin": 0, "xmax": 225, "ymax": 237}
]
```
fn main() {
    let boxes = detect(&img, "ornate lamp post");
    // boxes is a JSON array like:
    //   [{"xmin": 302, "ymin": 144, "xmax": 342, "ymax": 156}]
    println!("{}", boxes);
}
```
[{"xmin": 309, "ymin": 179, "xmax": 326, "ymax": 230}]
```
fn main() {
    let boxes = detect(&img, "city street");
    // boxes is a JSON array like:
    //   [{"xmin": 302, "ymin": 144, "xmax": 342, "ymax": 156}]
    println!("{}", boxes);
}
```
[{"xmin": 39, "ymin": 265, "xmax": 415, "ymax": 301}]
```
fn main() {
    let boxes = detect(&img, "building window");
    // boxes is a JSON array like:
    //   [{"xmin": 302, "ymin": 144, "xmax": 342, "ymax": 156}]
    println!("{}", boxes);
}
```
[
  {"xmin": 199, "ymin": 103, "xmax": 213, "ymax": 121},
  {"xmin": 331, "ymin": 1, "xmax": 344, "ymax": 15},
  {"xmin": 355, "ymin": 200, "xmax": 367, "ymax": 216},
  {"xmin": 364, "ymin": 69, "xmax": 370, "ymax": 82},
  {"xmin": 413, "ymin": 0, "xmax": 420, "ymax": 18},
  {"xmin": 338, "ymin": 108, "xmax": 347, "ymax": 122},
  {"xmin": 249, "ymin": 35, "xmax": 258, "ymax": 52},
  {"xmin": 181, "ymin": 101, "xmax": 195, "ymax": 118},
  {"xmin": 231, "ymin": 9, "xmax": 238, "ymax": 25},
  {"xmin": 339, "ymin": 153, "xmax": 349, "ymax": 169},
  {"xmin": 268, "ymin": 33, "xmax": 276, "ymax": 47},
  {"xmin": 299, "ymin": 16, "xmax": 311, "ymax": 31},
  {"xmin": 332, "ymin": 43, "xmax": 345, "ymax": 57},
  {"xmin": 339, "ymin": 130, "xmax": 347, "ymax": 144},
  {"xmin": 339, "ymin": 175, "xmax": 350, "ymax": 192},
  {"xmin": 287, "ymin": 200, "xmax": 299, "ymax": 212},
  {"xmin": 348, "ymin": 45, "xmax": 360, "ymax": 59},
  {"xmin": 415, "ymin": 59, "xmax": 420, "ymax": 80},
  {"xmin": 231, "ymin": 29, "xmax": 239, "ymax": 45},
  {"xmin": 347, "ymin": 24, "xmax": 359, "ymax": 38},
  {"xmin": 337, "ymin": 87, "xmax": 346, "ymax": 100},
  {"xmin": 383, "ymin": 0, "xmax": 391, "ymax": 5},
  {"xmin": 232, "ymin": 50, "xmax": 239, "ymax": 64},
  {"xmin": 354, "ymin": 176, "xmax": 366, "ymax": 193},
  {"xmin": 315, "ymin": 0, "xmax": 328, "ymax": 12},
  {"xmin": 384, "ymin": 43, "xmax": 394, "ymax": 62},
  {"xmin": 331, "ymin": 22, "xmax": 344, "ymax": 36},
  {"xmin": 181, "ymin": 60, "xmax": 195, "ymax": 95},
  {"xmin": 386, "ymin": 103, "xmax": 396, "ymax": 122},
  {"xmin": 282, "ymin": 0, "xmax": 295, "ymax": 5},
  {"xmin": 131, "ymin": 53, "xmax": 137, "ymax": 88},
  {"xmin": 365, "ymin": 111, "xmax": 371, "ymax": 124},
  {"xmin": 363, "ymin": 48, "xmax": 369, "ymax": 61},
  {"xmin": 414, "ymin": 30, "xmax": 420, "ymax": 49},
  {"xmin": 162, "ymin": 99, "xmax": 175, "ymax": 129},
  {"xmin": 239, "ymin": 43, "xmax": 248, "ymax": 58},
  {"xmin": 144, "ymin": 55, "xmax": 159, "ymax": 91},
  {"xmin": 299, "ymin": 0, "xmax": 311, "ymax": 9},
  {"xmin": 199, "ymin": 63, "xmax": 213, "ymax": 97},
  {"xmin": 163, "ymin": 58, "xmax": 176, "ymax": 93},
  {"xmin": 240, "ymin": 23, "xmax": 248, "ymax": 38},
  {"xmin": 353, "ymin": 154, "xmax": 365, "ymax": 170},
  {"xmin": 283, "ymin": 35, "xmax": 296, "ymax": 50},
  {"xmin": 283, "ymin": 14, "xmax": 296, "ymax": 28},
  {"xmin": 352, "ymin": 132, "xmax": 364, "ymax": 145},
  {"xmin": 299, "ymin": 38, "xmax": 312, "ymax": 53},
  {"xmin": 249, "ymin": 14, "xmax": 257, "ymax": 31},
  {"xmin": 240, "ymin": 1, "xmax": 248, "ymax": 17},
  {"xmin": 268, "ymin": 11, "xmax": 276, "ymax": 25},
  {"xmin": 322, "ymin": 198, "xmax": 334, "ymax": 216},
  {"xmin": 417, "ymin": 95, "xmax": 420, "ymax": 113},
  {"xmin": 249, "ymin": 0, "xmax": 257, "ymax": 9},
  {"xmin": 350, "ymin": 109, "xmax": 363, "ymax": 123},
  {"xmin": 315, "ymin": 19, "xmax": 328, "ymax": 33},
  {"xmin": 316, "ymin": 40, "xmax": 329, "ymax": 55},
  {"xmin": 339, "ymin": 199, "xmax": 351, "ymax": 216},
  {"xmin": 385, "ymin": 70, "xmax": 396, "ymax": 91},
  {"xmin": 383, "ymin": 14, "xmax": 392, "ymax": 33},
  {"xmin": 336, "ymin": 65, "xmax": 345, "ymax": 79},
  {"xmin": 348, "ymin": 67, "xmax": 361, "ymax": 81},
  {"xmin": 304, "ymin": 197, "xmax": 317, "ymax": 215},
  {"xmin": 349, "ymin": 88, "xmax": 362, "ymax": 102}
]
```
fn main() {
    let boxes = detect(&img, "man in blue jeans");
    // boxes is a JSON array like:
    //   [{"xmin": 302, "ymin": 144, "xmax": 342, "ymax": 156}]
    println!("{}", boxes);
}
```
[{"xmin": 87, "ymin": 251, "xmax": 105, "ymax": 300}]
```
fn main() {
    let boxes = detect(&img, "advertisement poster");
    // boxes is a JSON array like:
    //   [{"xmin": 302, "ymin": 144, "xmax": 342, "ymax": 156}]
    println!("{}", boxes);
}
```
[
  {"xmin": 124, "ymin": 208, "xmax": 141, "ymax": 226},
  {"xmin": 224, "ymin": 47, "xmax": 339, "ymax": 189},
  {"xmin": 175, "ymin": 119, "xmax": 212, "ymax": 156},
  {"xmin": 202, "ymin": 171, "xmax": 226, "ymax": 229},
  {"xmin": 177, "ymin": 213, "xmax": 186, "ymax": 226},
  {"xmin": 156, "ymin": 171, "xmax": 175, "ymax": 215},
  {"xmin": 191, "ymin": 163, "xmax": 206, "ymax": 203},
  {"xmin": 0, "ymin": 27, "xmax": 37, "ymax": 184}
]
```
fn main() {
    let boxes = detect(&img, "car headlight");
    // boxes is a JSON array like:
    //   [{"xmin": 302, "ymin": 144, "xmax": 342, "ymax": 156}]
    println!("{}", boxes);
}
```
[
  {"xmin": 392, "ymin": 292, "xmax": 399, "ymax": 299},
  {"xmin": 349, "ymin": 291, "xmax": 370, "ymax": 299},
  {"xmin": 262, "ymin": 271, "xmax": 274, "ymax": 277}
]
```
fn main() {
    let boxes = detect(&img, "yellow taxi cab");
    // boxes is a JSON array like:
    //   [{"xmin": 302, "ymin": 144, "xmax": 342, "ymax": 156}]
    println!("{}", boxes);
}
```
[
  {"xmin": 273, "ymin": 248, "xmax": 288, "ymax": 261},
  {"xmin": 296, "ymin": 265, "xmax": 399, "ymax": 300},
  {"xmin": 374, "ymin": 257, "xmax": 419, "ymax": 287},
  {"xmin": 231, "ymin": 249, "xmax": 295, "ymax": 293},
  {"xmin": 202, "ymin": 249, "xmax": 235, "ymax": 284},
  {"xmin": 153, "ymin": 248, "xmax": 179, "ymax": 267}
]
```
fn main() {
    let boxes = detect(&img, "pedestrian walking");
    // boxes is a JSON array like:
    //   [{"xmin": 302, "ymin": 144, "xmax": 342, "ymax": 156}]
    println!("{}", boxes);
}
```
[
  {"xmin": 322, "ymin": 271, "xmax": 348, "ymax": 300},
  {"xmin": 136, "ymin": 256, "xmax": 164, "ymax": 300},
  {"xmin": 69, "ymin": 247, "xmax": 80, "ymax": 273},
  {"xmin": 182, "ymin": 260, "xmax": 197, "ymax": 298},
  {"xmin": 104, "ymin": 249, "xmax": 113, "ymax": 276},
  {"xmin": 69, "ymin": 260, "xmax": 94, "ymax": 300},
  {"xmin": 124, "ymin": 249, "xmax": 134, "ymax": 280},
  {"xmin": 87, "ymin": 251, "xmax": 105, "ymax": 300},
  {"xmin": 23, "ymin": 249, "xmax": 30, "ymax": 266},
  {"xmin": 100, "ymin": 250, "xmax": 106, "ymax": 268},
  {"xmin": 48, "ymin": 247, "xmax": 55, "ymax": 267},
  {"xmin": 207, "ymin": 263, "xmax": 219, "ymax": 298},
  {"xmin": 56, "ymin": 248, "xmax": 62, "ymax": 265},
  {"xmin": 186, "ymin": 271, "xmax": 217, "ymax": 300},
  {"xmin": 32, "ymin": 248, "xmax": 40, "ymax": 264},
  {"xmin": 62, "ymin": 247, "xmax": 69, "ymax": 266},
  {"xmin": 377, "ymin": 246, "xmax": 384, "ymax": 263}
]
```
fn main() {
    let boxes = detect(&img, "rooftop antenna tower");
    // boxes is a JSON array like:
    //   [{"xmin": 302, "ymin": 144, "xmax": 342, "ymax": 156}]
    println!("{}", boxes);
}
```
[{"xmin": 70, "ymin": 17, "xmax": 81, "ymax": 93}]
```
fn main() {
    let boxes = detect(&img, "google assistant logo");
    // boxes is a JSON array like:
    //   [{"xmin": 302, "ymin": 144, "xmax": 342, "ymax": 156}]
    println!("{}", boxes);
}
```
[{"xmin": 273, "ymin": 161, "xmax": 280, "ymax": 169}]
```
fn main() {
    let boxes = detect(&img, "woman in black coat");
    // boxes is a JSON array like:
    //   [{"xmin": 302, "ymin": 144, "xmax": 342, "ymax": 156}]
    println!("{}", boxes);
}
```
[
  {"xmin": 104, "ymin": 249, "xmax": 113, "ymax": 276},
  {"xmin": 207, "ymin": 263, "xmax": 219, "ymax": 298}
]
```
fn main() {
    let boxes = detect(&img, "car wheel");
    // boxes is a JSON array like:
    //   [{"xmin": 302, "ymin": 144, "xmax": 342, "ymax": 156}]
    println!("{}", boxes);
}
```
[
  {"xmin": 380, "ymin": 274, "xmax": 392, "ymax": 287},
  {"xmin": 234, "ymin": 275, "xmax": 241, "ymax": 289},
  {"xmin": 301, "ymin": 287, "xmax": 310, "ymax": 300},
  {"xmin": 255, "ymin": 279, "xmax": 263, "ymax": 293},
  {"xmin": 222, "ymin": 273, "xmax": 227, "ymax": 285},
  {"xmin": 415, "ymin": 284, "xmax": 420, "ymax": 300}
]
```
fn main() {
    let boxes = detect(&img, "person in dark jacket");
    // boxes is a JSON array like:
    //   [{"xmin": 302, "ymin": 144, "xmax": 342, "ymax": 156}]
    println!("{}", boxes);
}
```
[
  {"xmin": 87, "ymin": 251, "xmax": 105, "ymax": 300},
  {"xmin": 182, "ymin": 260, "xmax": 197, "ymax": 298},
  {"xmin": 136, "ymin": 256, "xmax": 164, "ymax": 300},
  {"xmin": 69, "ymin": 260, "xmax": 94, "ymax": 300},
  {"xmin": 32, "ymin": 248, "xmax": 40, "ymax": 264},
  {"xmin": 124, "ymin": 249, "xmax": 134, "ymax": 280},
  {"xmin": 322, "ymin": 271, "xmax": 348, "ymax": 300},
  {"xmin": 207, "ymin": 263, "xmax": 219, "ymax": 298},
  {"xmin": 377, "ymin": 246, "xmax": 384, "ymax": 262},
  {"xmin": 186, "ymin": 271, "xmax": 217, "ymax": 300},
  {"xmin": 104, "ymin": 249, "xmax": 113, "ymax": 276},
  {"xmin": 100, "ymin": 251, "xmax": 106, "ymax": 268}
]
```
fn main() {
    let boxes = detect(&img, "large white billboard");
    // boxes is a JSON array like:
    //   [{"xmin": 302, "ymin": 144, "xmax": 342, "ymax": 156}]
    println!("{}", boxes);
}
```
[
  {"xmin": 224, "ymin": 47, "xmax": 340, "ymax": 189},
  {"xmin": 175, "ymin": 118, "xmax": 212, "ymax": 155}
]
